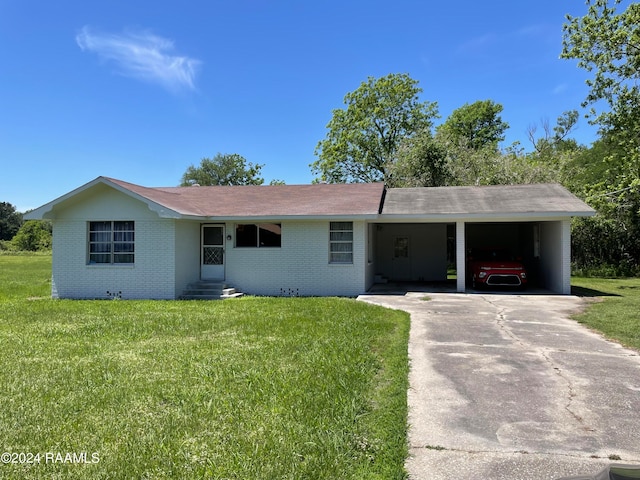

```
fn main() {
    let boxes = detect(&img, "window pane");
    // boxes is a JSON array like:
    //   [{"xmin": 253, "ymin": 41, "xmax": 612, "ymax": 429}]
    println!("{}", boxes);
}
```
[
  {"xmin": 330, "ymin": 231, "xmax": 353, "ymax": 242},
  {"xmin": 89, "ymin": 253, "xmax": 111, "ymax": 264},
  {"xmin": 330, "ymin": 243, "xmax": 352, "ymax": 253},
  {"xmin": 90, "ymin": 221, "xmax": 111, "ymax": 232},
  {"xmin": 330, "ymin": 222, "xmax": 352, "ymax": 231},
  {"xmin": 113, "ymin": 231, "xmax": 134, "ymax": 242},
  {"xmin": 90, "ymin": 243, "xmax": 111, "ymax": 253},
  {"xmin": 114, "ymin": 221, "xmax": 134, "ymax": 231},
  {"xmin": 394, "ymin": 237, "xmax": 409, "ymax": 258},
  {"xmin": 114, "ymin": 243, "xmax": 134, "ymax": 253},
  {"xmin": 114, "ymin": 254, "xmax": 134, "ymax": 264},
  {"xmin": 259, "ymin": 224, "xmax": 281, "ymax": 247},
  {"xmin": 90, "ymin": 231, "xmax": 111, "ymax": 242},
  {"xmin": 236, "ymin": 224, "xmax": 257, "ymax": 247},
  {"xmin": 330, "ymin": 252, "xmax": 353, "ymax": 263},
  {"xmin": 203, "ymin": 226, "xmax": 223, "ymax": 245}
]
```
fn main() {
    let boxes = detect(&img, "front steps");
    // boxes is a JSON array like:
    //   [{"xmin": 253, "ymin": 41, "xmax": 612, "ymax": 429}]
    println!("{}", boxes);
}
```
[{"xmin": 180, "ymin": 281, "xmax": 244, "ymax": 300}]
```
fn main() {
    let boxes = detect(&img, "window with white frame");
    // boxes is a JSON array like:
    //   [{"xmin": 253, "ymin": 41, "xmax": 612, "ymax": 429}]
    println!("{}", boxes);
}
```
[
  {"xmin": 88, "ymin": 221, "xmax": 135, "ymax": 264},
  {"xmin": 329, "ymin": 221, "xmax": 353, "ymax": 264}
]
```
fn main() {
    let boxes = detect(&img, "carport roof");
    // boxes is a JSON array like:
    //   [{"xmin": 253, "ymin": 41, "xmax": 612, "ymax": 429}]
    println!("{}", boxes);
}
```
[{"xmin": 381, "ymin": 183, "xmax": 595, "ymax": 218}]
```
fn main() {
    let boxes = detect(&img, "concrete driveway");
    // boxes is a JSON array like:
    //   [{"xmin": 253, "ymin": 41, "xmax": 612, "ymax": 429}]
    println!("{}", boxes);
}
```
[{"xmin": 357, "ymin": 291, "xmax": 640, "ymax": 480}]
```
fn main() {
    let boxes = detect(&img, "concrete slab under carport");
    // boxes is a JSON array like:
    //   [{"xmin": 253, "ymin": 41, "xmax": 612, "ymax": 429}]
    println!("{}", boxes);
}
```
[{"xmin": 366, "ymin": 280, "xmax": 558, "ymax": 296}]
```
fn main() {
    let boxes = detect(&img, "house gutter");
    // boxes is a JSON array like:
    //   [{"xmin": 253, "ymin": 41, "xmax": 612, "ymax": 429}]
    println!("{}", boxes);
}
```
[{"xmin": 373, "ymin": 210, "xmax": 596, "ymax": 223}]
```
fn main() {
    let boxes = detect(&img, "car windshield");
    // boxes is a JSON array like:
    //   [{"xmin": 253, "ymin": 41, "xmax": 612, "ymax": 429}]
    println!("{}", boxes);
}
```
[{"xmin": 472, "ymin": 249, "xmax": 512, "ymax": 261}]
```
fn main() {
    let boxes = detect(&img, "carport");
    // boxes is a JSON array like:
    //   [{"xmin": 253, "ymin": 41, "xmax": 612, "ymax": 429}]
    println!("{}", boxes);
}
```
[{"xmin": 371, "ymin": 184, "xmax": 595, "ymax": 294}]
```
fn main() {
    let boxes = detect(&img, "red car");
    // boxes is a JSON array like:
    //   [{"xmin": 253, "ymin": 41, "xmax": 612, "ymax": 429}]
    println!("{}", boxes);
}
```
[{"xmin": 467, "ymin": 248, "xmax": 527, "ymax": 289}]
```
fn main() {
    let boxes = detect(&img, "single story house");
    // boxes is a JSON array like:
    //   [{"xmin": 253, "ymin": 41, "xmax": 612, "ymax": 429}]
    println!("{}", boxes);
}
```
[{"xmin": 25, "ymin": 176, "xmax": 595, "ymax": 299}]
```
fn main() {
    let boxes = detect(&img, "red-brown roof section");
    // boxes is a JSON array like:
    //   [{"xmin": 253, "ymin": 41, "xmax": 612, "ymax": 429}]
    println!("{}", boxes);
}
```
[{"xmin": 106, "ymin": 177, "xmax": 385, "ymax": 217}]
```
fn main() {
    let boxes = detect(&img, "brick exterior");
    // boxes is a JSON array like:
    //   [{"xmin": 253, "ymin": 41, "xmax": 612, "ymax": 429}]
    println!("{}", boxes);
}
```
[
  {"xmin": 41, "ymin": 179, "xmax": 580, "ymax": 298},
  {"xmin": 539, "ymin": 219, "xmax": 572, "ymax": 295},
  {"xmin": 225, "ymin": 220, "xmax": 367, "ymax": 296},
  {"xmin": 50, "ymin": 187, "xmax": 177, "ymax": 299},
  {"xmin": 52, "ymin": 218, "xmax": 176, "ymax": 300}
]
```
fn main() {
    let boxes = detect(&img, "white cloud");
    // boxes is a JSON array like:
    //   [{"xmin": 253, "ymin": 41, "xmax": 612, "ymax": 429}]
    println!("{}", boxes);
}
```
[
  {"xmin": 76, "ymin": 26, "xmax": 201, "ymax": 93},
  {"xmin": 553, "ymin": 83, "xmax": 568, "ymax": 95},
  {"xmin": 456, "ymin": 33, "xmax": 498, "ymax": 55}
]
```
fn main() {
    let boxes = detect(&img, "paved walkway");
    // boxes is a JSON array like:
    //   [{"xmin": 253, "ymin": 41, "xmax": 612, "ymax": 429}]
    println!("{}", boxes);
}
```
[{"xmin": 358, "ymin": 291, "xmax": 640, "ymax": 480}]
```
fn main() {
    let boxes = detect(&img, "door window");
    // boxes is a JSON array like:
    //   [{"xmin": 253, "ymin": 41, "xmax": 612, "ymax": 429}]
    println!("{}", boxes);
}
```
[{"xmin": 394, "ymin": 237, "xmax": 409, "ymax": 258}]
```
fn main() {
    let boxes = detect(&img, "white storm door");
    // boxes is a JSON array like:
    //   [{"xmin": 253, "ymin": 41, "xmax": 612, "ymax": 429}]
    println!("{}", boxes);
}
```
[{"xmin": 201, "ymin": 224, "xmax": 225, "ymax": 280}]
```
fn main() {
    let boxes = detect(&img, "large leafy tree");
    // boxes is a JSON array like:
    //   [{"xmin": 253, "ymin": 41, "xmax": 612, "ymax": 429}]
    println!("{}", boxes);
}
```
[
  {"xmin": 0, "ymin": 202, "xmax": 22, "ymax": 241},
  {"xmin": 392, "ymin": 99, "xmax": 510, "ymax": 187},
  {"xmin": 311, "ymin": 73, "xmax": 439, "ymax": 184},
  {"xmin": 391, "ymin": 130, "xmax": 450, "ymax": 187},
  {"xmin": 562, "ymin": 0, "xmax": 640, "ymax": 195},
  {"xmin": 437, "ymin": 100, "xmax": 509, "ymax": 150},
  {"xmin": 562, "ymin": 0, "xmax": 640, "ymax": 273},
  {"xmin": 181, "ymin": 153, "xmax": 264, "ymax": 186},
  {"xmin": 562, "ymin": 0, "xmax": 640, "ymax": 130}
]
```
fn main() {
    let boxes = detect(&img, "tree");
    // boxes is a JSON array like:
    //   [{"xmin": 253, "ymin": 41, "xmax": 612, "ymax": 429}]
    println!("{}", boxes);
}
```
[
  {"xmin": 12, "ymin": 220, "xmax": 52, "ymax": 251},
  {"xmin": 562, "ymin": 0, "xmax": 640, "ymax": 273},
  {"xmin": 562, "ymin": 1, "xmax": 640, "ymax": 129},
  {"xmin": 0, "ymin": 202, "xmax": 22, "ymax": 241},
  {"xmin": 391, "ymin": 130, "xmax": 450, "ymax": 187},
  {"xmin": 311, "ymin": 73, "xmax": 439, "ymax": 184},
  {"xmin": 181, "ymin": 153, "xmax": 264, "ymax": 186},
  {"xmin": 527, "ymin": 110, "xmax": 580, "ymax": 154},
  {"xmin": 438, "ymin": 100, "xmax": 509, "ymax": 150},
  {"xmin": 562, "ymin": 0, "xmax": 640, "ymax": 198}
]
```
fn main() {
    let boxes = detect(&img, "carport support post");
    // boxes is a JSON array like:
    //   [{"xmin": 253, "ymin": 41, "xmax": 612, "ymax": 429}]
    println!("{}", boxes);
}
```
[{"xmin": 456, "ymin": 221, "xmax": 466, "ymax": 293}]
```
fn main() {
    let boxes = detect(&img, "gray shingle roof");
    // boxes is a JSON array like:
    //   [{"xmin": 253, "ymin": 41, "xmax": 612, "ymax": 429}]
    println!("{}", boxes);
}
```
[{"xmin": 382, "ymin": 184, "xmax": 595, "ymax": 217}]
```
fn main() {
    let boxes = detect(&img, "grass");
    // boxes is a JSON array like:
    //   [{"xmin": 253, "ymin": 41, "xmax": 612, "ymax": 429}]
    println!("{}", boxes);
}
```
[
  {"xmin": 0, "ymin": 255, "xmax": 410, "ymax": 479},
  {"xmin": 0, "ymin": 253, "xmax": 52, "ymax": 300},
  {"xmin": 572, "ymin": 276, "xmax": 640, "ymax": 351}
]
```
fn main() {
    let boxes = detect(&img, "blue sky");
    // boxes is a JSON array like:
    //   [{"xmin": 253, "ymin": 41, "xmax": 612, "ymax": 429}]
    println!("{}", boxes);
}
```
[{"xmin": 0, "ymin": 0, "xmax": 613, "ymax": 212}]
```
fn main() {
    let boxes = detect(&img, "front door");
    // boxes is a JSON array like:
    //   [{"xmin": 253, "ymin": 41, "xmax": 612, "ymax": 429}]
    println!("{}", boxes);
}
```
[
  {"xmin": 392, "ymin": 236, "xmax": 411, "ymax": 280},
  {"xmin": 201, "ymin": 224, "xmax": 225, "ymax": 280}
]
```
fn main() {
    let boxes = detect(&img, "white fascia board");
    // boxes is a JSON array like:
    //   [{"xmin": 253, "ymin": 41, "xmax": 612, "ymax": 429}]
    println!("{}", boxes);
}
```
[
  {"xmin": 374, "ymin": 211, "xmax": 595, "ymax": 223},
  {"xmin": 203, "ymin": 214, "xmax": 379, "ymax": 222}
]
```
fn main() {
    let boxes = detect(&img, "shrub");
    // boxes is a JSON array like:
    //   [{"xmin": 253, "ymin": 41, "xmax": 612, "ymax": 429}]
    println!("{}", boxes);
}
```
[{"xmin": 11, "ymin": 220, "xmax": 52, "ymax": 251}]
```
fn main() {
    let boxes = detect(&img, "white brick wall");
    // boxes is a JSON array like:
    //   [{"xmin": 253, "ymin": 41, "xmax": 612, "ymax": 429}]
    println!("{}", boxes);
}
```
[
  {"xmin": 50, "ymin": 187, "xmax": 177, "ymax": 299},
  {"xmin": 225, "ymin": 220, "xmax": 367, "ymax": 296},
  {"xmin": 539, "ymin": 219, "xmax": 572, "ymax": 294},
  {"xmin": 52, "ymin": 219, "xmax": 176, "ymax": 299}
]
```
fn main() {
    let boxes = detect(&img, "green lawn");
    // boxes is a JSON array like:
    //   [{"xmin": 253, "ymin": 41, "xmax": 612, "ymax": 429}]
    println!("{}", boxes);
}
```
[
  {"xmin": 571, "ymin": 276, "xmax": 640, "ymax": 352},
  {"xmin": 0, "ymin": 255, "xmax": 410, "ymax": 479}
]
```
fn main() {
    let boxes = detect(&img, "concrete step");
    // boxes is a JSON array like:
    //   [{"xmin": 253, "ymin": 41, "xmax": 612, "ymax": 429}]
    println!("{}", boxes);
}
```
[{"xmin": 180, "ymin": 281, "xmax": 243, "ymax": 300}]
